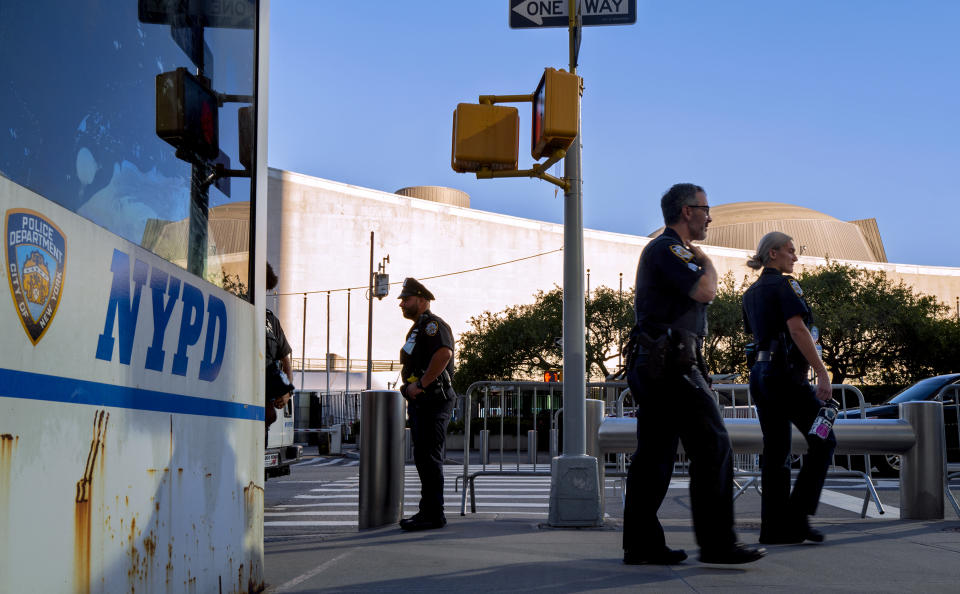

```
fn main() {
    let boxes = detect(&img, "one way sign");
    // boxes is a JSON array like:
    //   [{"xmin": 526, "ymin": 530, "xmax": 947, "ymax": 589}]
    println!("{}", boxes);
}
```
[{"xmin": 510, "ymin": 0, "xmax": 636, "ymax": 28}]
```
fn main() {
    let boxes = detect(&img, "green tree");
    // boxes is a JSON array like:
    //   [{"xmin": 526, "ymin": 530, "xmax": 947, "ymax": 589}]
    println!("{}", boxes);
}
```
[
  {"xmin": 210, "ymin": 270, "xmax": 248, "ymax": 300},
  {"xmin": 796, "ymin": 261, "xmax": 948, "ymax": 384},
  {"xmin": 707, "ymin": 261, "xmax": 958, "ymax": 385},
  {"xmin": 453, "ymin": 286, "xmax": 634, "ymax": 392},
  {"xmin": 705, "ymin": 273, "xmax": 751, "ymax": 377}
]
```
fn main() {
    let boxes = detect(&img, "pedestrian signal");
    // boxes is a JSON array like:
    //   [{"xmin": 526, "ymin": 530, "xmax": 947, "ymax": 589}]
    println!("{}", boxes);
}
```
[
  {"xmin": 451, "ymin": 103, "xmax": 519, "ymax": 173},
  {"xmin": 156, "ymin": 68, "xmax": 220, "ymax": 161},
  {"xmin": 544, "ymin": 370, "xmax": 562, "ymax": 382},
  {"xmin": 531, "ymin": 68, "xmax": 580, "ymax": 159}
]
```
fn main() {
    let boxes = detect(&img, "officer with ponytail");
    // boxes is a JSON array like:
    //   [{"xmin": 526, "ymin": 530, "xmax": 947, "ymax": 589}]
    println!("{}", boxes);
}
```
[{"xmin": 742, "ymin": 231, "xmax": 836, "ymax": 545}]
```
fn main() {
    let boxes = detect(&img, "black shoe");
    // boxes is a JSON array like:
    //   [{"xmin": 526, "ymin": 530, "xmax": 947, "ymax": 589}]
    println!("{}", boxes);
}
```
[
  {"xmin": 761, "ymin": 522, "xmax": 825, "ymax": 545},
  {"xmin": 400, "ymin": 514, "xmax": 446, "ymax": 532},
  {"xmin": 699, "ymin": 543, "xmax": 766, "ymax": 564},
  {"xmin": 623, "ymin": 547, "xmax": 687, "ymax": 565},
  {"xmin": 759, "ymin": 531, "xmax": 804, "ymax": 545},
  {"xmin": 399, "ymin": 512, "xmax": 424, "ymax": 530}
]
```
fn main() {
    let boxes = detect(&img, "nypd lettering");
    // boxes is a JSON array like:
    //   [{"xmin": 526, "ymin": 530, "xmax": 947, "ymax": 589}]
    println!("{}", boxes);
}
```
[
  {"xmin": 95, "ymin": 248, "xmax": 228, "ymax": 382},
  {"xmin": 5, "ymin": 209, "xmax": 66, "ymax": 344}
]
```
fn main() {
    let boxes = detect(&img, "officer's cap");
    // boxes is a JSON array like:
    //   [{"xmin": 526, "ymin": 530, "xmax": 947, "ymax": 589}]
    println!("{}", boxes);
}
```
[{"xmin": 398, "ymin": 277, "xmax": 435, "ymax": 300}]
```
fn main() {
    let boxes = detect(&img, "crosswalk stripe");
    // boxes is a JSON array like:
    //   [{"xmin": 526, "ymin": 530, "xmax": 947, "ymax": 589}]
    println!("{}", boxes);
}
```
[
  {"xmin": 266, "ymin": 511, "xmax": 358, "ymax": 516},
  {"xmin": 271, "ymin": 503, "xmax": 358, "ymax": 508},
  {"xmin": 818, "ymin": 489, "xmax": 896, "ymax": 518},
  {"xmin": 265, "ymin": 521, "xmax": 357, "ymax": 527}
]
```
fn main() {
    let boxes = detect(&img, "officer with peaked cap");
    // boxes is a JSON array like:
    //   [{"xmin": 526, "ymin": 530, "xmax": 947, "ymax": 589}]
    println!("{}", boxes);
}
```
[{"xmin": 397, "ymin": 277, "xmax": 456, "ymax": 531}]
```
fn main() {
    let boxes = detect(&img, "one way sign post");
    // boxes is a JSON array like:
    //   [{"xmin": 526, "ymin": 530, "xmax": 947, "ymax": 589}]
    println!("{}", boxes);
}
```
[{"xmin": 510, "ymin": 0, "xmax": 636, "ymax": 28}]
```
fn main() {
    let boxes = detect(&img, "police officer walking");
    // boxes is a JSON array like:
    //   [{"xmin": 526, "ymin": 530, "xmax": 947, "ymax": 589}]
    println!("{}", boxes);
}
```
[
  {"xmin": 622, "ymin": 183, "xmax": 764, "ymax": 565},
  {"xmin": 742, "ymin": 231, "xmax": 835, "ymax": 545},
  {"xmin": 397, "ymin": 278, "xmax": 456, "ymax": 531}
]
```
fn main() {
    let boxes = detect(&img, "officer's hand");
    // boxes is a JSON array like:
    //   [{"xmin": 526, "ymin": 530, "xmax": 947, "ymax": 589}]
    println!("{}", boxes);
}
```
[
  {"xmin": 406, "ymin": 383, "xmax": 421, "ymax": 399},
  {"xmin": 686, "ymin": 243, "xmax": 709, "ymax": 264},
  {"xmin": 815, "ymin": 374, "xmax": 832, "ymax": 402}
]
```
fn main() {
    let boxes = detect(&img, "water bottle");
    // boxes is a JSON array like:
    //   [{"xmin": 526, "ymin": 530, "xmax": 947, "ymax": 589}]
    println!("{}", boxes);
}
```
[{"xmin": 809, "ymin": 399, "xmax": 839, "ymax": 440}]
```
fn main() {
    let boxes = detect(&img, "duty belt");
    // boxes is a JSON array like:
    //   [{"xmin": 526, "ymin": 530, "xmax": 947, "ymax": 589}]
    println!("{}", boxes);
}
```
[{"xmin": 756, "ymin": 351, "xmax": 774, "ymax": 362}]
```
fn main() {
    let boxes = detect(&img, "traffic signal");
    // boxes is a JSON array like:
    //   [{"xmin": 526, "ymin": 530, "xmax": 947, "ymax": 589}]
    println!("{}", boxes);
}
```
[
  {"xmin": 238, "ymin": 105, "xmax": 253, "ymax": 170},
  {"xmin": 156, "ymin": 67, "xmax": 220, "ymax": 161},
  {"xmin": 531, "ymin": 68, "xmax": 580, "ymax": 159},
  {"xmin": 451, "ymin": 103, "xmax": 519, "ymax": 173}
]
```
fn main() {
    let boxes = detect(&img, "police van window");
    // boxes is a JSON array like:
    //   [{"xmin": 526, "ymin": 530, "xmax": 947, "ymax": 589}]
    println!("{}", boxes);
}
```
[{"xmin": 0, "ymin": 1, "xmax": 257, "ymax": 299}]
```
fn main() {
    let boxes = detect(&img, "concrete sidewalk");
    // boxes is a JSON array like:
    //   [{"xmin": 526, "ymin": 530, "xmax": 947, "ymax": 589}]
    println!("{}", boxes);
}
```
[{"xmin": 264, "ymin": 513, "xmax": 960, "ymax": 592}]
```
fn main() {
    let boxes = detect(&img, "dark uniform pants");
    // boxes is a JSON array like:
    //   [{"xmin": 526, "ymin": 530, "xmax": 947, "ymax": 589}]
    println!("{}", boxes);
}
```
[
  {"xmin": 750, "ymin": 361, "xmax": 836, "ymax": 535},
  {"xmin": 623, "ymin": 362, "xmax": 737, "ymax": 553},
  {"xmin": 409, "ymin": 394, "xmax": 454, "ymax": 517}
]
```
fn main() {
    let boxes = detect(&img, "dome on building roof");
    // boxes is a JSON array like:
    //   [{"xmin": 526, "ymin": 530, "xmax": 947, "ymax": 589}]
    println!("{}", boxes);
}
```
[{"xmin": 650, "ymin": 201, "xmax": 887, "ymax": 262}]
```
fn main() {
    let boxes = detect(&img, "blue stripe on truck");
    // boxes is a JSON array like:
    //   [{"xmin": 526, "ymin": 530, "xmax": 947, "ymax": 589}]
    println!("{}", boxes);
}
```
[{"xmin": 0, "ymin": 367, "xmax": 263, "ymax": 420}]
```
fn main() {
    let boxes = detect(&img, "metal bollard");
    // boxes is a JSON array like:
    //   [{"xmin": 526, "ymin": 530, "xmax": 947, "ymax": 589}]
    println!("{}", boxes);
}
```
[
  {"xmin": 359, "ymin": 390, "xmax": 406, "ymax": 529},
  {"xmin": 329, "ymin": 423, "xmax": 343, "ymax": 455},
  {"xmin": 527, "ymin": 430, "xmax": 537, "ymax": 464},
  {"xmin": 900, "ymin": 401, "xmax": 945, "ymax": 520},
  {"xmin": 584, "ymin": 398, "xmax": 604, "ymax": 508},
  {"xmin": 585, "ymin": 399, "xmax": 603, "ymax": 460},
  {"xmin": 550, "ymin": 428, "xmax": 558, "ymax": 459},
  {"xmin": 480, "ymin": 430, "xmax": 490, "ymax": 465}
]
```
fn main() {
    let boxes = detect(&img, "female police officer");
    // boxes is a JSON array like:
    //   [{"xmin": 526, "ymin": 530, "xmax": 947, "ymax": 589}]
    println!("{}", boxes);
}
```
[{"xmin": 742, "ymin": 231, "xmax": 835, "ymax": 545}]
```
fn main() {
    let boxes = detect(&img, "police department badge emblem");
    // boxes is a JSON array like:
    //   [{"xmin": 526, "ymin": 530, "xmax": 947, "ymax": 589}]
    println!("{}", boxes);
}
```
[
  {"xmin": 425, "ymin": 321, "xmax": 438, "ymax": 336},
  {"xmin": 669, "ymin": 244, "xmax": 694, "ymax": 262},
  {"xmin": 789, "ymin": 279, "xmax": 803, "ymax": 297},
  {"xmin": 5, "ymin": 209, "xmax": 66, "ymax": 344}
]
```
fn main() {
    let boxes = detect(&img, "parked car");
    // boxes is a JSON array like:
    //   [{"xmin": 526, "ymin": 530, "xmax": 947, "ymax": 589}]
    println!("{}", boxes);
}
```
[{"xmin": 836, "ymin": 374, "xmax": 960, "ymax": 476}]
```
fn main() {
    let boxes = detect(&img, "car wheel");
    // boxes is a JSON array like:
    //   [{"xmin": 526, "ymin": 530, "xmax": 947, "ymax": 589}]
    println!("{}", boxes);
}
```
[{"xmin": 872, "ymin": 454, "xmax": 901, "ymax": 477}]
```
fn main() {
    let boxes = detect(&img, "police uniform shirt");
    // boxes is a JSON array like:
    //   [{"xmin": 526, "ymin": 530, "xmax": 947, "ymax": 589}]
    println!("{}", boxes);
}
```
[
  {"xmin": 634, "ymin": 227, "xmax": 708, "ymax": 336},
  {"xmin": 266, "ymin": 309, "xmax": 292, "ymax": 367},
  {"xmin": 400, "ymin": 310, "xmax": 455, "ymax": 385},
  {"xmin": 742, "ymin": 268, "xmax": 812, "ymax": 348}
]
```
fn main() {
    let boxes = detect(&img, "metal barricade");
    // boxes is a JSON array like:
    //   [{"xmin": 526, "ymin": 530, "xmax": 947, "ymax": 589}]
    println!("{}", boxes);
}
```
[
  {"xmin": 458, "ymin": 380, "xmax": 628, "ymax": 515},
  {"xmin": 319, "ymin": 390, "xmax": 362, "ymax": 432},
  {"xmin": 939, "ymin": 384, "xmax": 960, "ymax": 515},
  {"xmin": 606, "ymin": 383, "xmax": 879, "ymax": 515},
  {"xmin": 598, "ymin": 401, "xmax": 947, "ymax": 520}
]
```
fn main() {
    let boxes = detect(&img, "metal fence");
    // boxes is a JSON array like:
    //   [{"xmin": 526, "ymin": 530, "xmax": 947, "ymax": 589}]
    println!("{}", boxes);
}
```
[
  {"xmin": 940, "ymin": 384, "xmax": 960, "ymax": 515},
  {"xmin": 456, "ymin": 380, "xmax": 629, "ymax": 514}
]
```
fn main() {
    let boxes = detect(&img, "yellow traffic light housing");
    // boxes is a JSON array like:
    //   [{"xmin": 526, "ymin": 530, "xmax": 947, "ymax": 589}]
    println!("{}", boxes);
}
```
[
  {"xmin": 451, "ymin": 103, "xmax": 519, "ymax": 173},
  {"xmin": 531, "ymin": 68, "xmax": 580, "ymax": 160}
]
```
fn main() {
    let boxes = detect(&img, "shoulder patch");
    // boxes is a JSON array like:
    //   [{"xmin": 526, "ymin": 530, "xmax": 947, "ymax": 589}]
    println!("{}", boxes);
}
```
[
  {"xmin": 425, "ymin": 321, "xmax": 438, "ymax": 336},
  {"xmin": 789, "ymin": 279, "xmax": 803, "ymax": 297},
  {"xmin": 669, "ymin": 244, "xmax": 694, "ymax": 262}
]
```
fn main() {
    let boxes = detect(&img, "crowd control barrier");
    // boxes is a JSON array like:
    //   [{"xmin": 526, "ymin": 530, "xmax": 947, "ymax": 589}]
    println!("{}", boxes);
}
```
[
  {"xmin": 599, "ymin": 400, "xmax": 947, "ymax": 520},
  {"xmin": 359, "ymin": 390, "xmax": 405, "ymax": 529},
  {"xmin": 457, "ymin": 381, "xmax": 625, "ymax": 515},
  {"xmin": 939, "ymin": 384, "xmax": 960, "ymax": 515}
]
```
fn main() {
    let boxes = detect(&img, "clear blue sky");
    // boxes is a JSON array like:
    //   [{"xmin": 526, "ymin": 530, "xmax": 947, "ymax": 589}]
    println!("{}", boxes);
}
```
[{"xmin": 268, "ymin": 1, "xmax": 959, "ymax": 267}]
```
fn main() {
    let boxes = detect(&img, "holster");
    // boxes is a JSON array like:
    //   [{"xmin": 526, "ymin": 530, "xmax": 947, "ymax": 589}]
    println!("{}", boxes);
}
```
[
  {"xmin": 626, "ymin": 326, "xmax": 698, "ymax": 382},
  {"xmin": 407, "ymin": 369, "xmax": 454, "ymax": 404}
]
